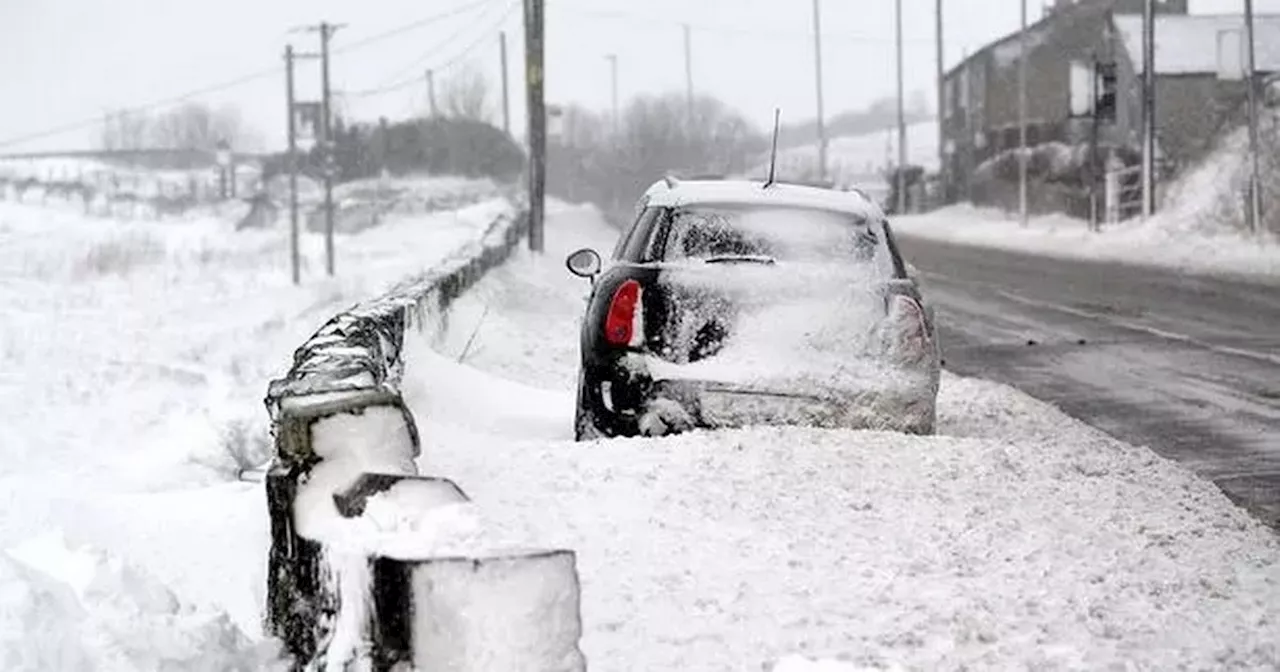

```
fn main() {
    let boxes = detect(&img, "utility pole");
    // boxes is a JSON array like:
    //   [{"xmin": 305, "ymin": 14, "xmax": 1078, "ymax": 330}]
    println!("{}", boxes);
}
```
[
  {"xmin": 1244, "ymin": 0, "xmax": 1263, "ymax": 234},
  {"xmin": 285, "ymin": 45, "xmax": 300, "ymax": 286},
  {"xmin": 812, "ymin": 0, "xmax": 828, "ymax": 182},
  {"xmin": 606, "ymin": 53, "xmax": 619, "ymax": 137},
  {"xmin": 525, "ymin": 0, "xmax": 546, "ymax": 253},
  {"xmin": 936, "ymin": 0, "xmax": 946, "ymax": 203},
  {"xmin": 426, "ymin": 69, "xmax": 438, "ymax": 117},
  {"xmin": 896, "ymin": 0, "xmax": 908, "ymax": 214},
  {"xmin": 500, "ymin": 32, "xmax": 511, "ymax": 135},
  {"xmin": 1141, "ymin": 0, "xmax": 1155, "ymax": 219},
  {"xmin": 683, "ymin": 23, "xmax": 695, "ymax": 126},
  {"xmin": 1018, "ymin": 0, "xmax": 1029, "ymax": 227},
  {"xmin": 320, "ymin": 21, "xmax": 337, "ymax": 276}
]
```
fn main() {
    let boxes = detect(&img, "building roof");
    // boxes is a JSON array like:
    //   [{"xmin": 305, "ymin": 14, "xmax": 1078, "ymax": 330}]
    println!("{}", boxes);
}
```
[
  {"xmin": 1112, "ymin": 13, "xmax": 1280, "ymax": 75},
  {"xmin": 642, "ymin": 179, "xmax": 880, "ymax": 218}
]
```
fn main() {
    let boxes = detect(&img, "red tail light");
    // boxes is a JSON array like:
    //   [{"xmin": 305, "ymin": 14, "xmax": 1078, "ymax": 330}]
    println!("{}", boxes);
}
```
[
  {"xmin": 604, "ymin": 279, "xmax": 642, "ymax": 346},
  {"xmin": 889, "ymin": 294, "xmax": 930, "ymax": 356}
]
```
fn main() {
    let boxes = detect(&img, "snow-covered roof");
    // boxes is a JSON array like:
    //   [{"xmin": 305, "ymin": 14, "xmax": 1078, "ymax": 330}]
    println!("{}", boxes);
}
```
[
  {"xmin": 1113, "ymin": 13, "xmax": 1280, "ymax": 75},
  {"xmin": 643, "ymin": 179, "xmax": 881, "ymax": 218}
]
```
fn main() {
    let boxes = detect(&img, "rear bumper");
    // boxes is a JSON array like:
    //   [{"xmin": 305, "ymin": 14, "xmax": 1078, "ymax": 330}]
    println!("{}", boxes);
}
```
[
  {"xmin": 667, "ymin": 379, "xmax": 937, "ymax": 434},
  {"xmin": 580, "ymin": 356, "xmax": 938, "ymax": 437}
]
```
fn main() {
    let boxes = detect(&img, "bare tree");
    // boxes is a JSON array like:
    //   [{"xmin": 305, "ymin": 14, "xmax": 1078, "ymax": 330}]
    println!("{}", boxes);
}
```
[
  {"xmin": 146, "ymin": 103, "xmax": 258, "ymax": 150},
  {"xmin": 546, "ymin": 92, "xmax": 764, "ymax": 216},
  {"xmin": 100, "ymin": 109, "xmax": 150, "ymax": 150},
  {"xmin": 440, "ymin": 62, "xmax": 492, "ymax": 122}
]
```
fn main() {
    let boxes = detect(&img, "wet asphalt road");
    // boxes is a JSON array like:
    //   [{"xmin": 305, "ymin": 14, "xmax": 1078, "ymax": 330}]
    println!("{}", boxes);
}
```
[{"xmin": 896, "ymin": 234, "xmax": 1280, "ymax": 528}]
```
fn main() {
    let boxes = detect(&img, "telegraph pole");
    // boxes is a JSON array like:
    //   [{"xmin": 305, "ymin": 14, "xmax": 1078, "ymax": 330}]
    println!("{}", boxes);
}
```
[
  {"xmin": 320, "ymin": 22, "xmax": 337, "ymax": 276},
  {"xmin": 606, "ymin": 53, "xmax": 619, "ymax": 137},
  {"xmin": 1141, "ymin": 0, "xmax": 1155, "ymax": 219},
  {"xmin": 426, "ymin": 69, "xmax": 438, "ymax": 117},
  {"xmin": 683, "ymin": 23, "xmax": 695, "ymax": 126},
  {"xmin": 896, "ymin": 0, "xmax": 907, "ymax": 214},
  {"xmin": 936, "ymin": 0, "xmax": 946, "ymax": 202},
  {"xmin": 1017, "ymin": 0, "xmax": 1029, "ymax": 227},
  {"xmin": 812, "ymin": 0, "xmax": 828, "ymax": 182},
  {"xmin": 1244, "ymin": 0, "xmax": 1263, "ymax": 234},
  {"xmin": 500, "ymin": 32, "xmax": 511, "ymax": 135},
  {"xmin": 285, "ymin": 45, "xmax": 301, "ymax": 286},
  {"xmin": 524, "ymin": 0, "xmax": 546, "ymax": 252}
]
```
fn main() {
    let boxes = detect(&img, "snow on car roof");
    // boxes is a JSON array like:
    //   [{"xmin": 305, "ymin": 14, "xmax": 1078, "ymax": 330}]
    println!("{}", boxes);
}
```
[{"xmin": 644, "ymin": 179, "xmax": 881, "ymax": 219}]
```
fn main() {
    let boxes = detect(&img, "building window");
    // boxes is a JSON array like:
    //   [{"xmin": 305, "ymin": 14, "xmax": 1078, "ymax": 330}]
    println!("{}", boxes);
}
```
[
  {"xmin": 1217, "ymin": 28, "xmax": 1244, "ymax": 80},
  {"xmin": 1069, "ymin": 61, "xmax": 1093, "ymax": 117}
]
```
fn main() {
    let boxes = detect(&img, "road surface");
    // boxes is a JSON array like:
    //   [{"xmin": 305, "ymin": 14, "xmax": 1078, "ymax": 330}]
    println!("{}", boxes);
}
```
[{"xmin": 897, "ymin": 235, "xmax": 1280, "ymax": 528}]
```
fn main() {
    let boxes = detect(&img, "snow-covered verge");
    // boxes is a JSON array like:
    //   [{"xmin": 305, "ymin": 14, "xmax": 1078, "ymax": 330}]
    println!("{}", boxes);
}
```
[
  {"xmin": 412, "ymin": 202, "xmax": 1280, "ymax": 670},
  {"xmin": 0, "ymin": 191, "xmax": 515, "ymax": 667},
  {"xmin": 893, "ymin": 121, "xmax": 1280, "ymax": 279},
  {"xmin": 892, "ymin": 202, "xmax": 1280, "ymax": 278}
]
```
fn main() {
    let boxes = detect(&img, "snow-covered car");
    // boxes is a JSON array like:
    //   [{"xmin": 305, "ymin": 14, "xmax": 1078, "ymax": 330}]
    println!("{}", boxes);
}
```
[{"xmin": 565, "ymin": 177, "xmax": 941, "ymax": 440}]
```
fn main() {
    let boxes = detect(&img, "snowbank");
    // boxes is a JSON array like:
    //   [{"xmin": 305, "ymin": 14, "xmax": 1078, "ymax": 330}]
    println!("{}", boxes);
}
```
[
  {"xmin": 1, "ymin": 534, "xmax": 286, "ymax": 671},
  {"xmin": 893, "ymin": 203, "xmax": 1280, "ymax": 278},
  {"xmin": 405, "ymin": 204, "xmax": 1280, "ymax": 670}
]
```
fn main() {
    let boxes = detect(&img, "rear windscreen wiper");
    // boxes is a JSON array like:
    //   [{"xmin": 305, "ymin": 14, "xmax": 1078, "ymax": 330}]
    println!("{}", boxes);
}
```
[{"xmin": 703, "ymin": 254, "xmax": 777, "ymax": 265}]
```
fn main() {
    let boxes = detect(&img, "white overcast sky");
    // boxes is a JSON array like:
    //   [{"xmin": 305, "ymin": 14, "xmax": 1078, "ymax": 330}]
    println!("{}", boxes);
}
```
[{"xmin": 1, "ymin": 0, "xmax": 1276, "ymax": 152}]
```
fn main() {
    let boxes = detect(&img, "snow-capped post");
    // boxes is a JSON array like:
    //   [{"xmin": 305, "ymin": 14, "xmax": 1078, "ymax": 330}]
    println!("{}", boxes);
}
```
[{"xmin": 406, "ymin": 550, "xmax": 586, "ymax": 671}]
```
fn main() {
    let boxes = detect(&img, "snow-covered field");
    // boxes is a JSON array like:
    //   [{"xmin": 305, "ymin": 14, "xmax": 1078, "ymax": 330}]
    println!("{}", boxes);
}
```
[
  {"xmin": 416, "ymin": 203, "xmax": 1280, "ymax": 670},
  {"xmin": 894, "ymin": 123, "xmax": 1280, "ymax": 279},
  {"xmin": 0, "ymin": 193, "xmax": 515, "ymax": 668}
]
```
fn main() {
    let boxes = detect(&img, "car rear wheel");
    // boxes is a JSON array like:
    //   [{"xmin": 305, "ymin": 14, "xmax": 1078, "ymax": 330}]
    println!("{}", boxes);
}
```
[{"xmin": 573, "ymin": 370, "xmax": 606, "ymax": 442}]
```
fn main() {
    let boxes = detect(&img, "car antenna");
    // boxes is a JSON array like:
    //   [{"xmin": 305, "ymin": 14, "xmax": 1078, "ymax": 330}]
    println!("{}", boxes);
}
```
[{"xmin": 763, "ymin": 107, "xmax": 780, "ymax": 189}]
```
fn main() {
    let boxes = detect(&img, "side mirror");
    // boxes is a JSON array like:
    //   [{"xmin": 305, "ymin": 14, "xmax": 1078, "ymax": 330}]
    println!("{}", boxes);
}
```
[{"xmin": 565, "ymin": 248, "xmax": 602, "ymax": 279}]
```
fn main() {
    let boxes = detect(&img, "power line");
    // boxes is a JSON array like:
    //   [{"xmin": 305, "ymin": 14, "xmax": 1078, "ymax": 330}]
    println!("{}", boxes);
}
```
[
  {"xmin": 333, "ymin": 0, "xmax": 493, "ymax": 54},
  {"xmin": 556, "ymin": 4, "xmax": 933, "ymax": 44},
  {"xmin": 342, "ymin": 0, "xmax": 519, "ymax": 100},
  {"xmin": 357, "ymin": 0, "xmax": 515, "ymax": 95},
  {"xmin": 0, "ymin": 68, "xmax": 279, "ymax": 150},
  {"xmin": 0, "ymin": 1, "xmax": 498, "ymax": 149}
]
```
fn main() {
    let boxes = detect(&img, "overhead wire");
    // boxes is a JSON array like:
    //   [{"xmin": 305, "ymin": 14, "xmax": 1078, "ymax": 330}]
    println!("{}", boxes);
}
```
[
  {"xmin": 347, "ymin": 0, "xmax": 516, "ymax": 97},
  {"xmin": 332, "ymin": 0, "xmax": 493, "ymax": 54},
  {"xmin": 342, "ymin": 0, "xmax": 519, "ymax": 100},
  {"xmin": 0, "ymin": 0, "xmax": 497, "ymax": 149},
  {"xmin": 556, "ymin": 3, "xmax": 933, "ymax": 45}
]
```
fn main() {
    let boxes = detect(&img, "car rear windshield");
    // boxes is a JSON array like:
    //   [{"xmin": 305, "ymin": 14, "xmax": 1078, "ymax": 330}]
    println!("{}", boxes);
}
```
[{"xmin": 656, "ymin": 204, "xmax": 887, "ymax": 268}]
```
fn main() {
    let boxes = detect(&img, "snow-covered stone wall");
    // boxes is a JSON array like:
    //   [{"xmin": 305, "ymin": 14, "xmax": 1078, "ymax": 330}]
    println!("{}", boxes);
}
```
[{"xmin": 262, "ymin": 201, "xmax": 586, "ymax": 670}]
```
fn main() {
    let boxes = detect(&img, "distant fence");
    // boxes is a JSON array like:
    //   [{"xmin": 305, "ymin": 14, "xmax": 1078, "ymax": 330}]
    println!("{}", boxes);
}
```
[
  {"xmin": 0, "ymin": 148, "xmax": 268, "ymax": 171},
  {"xmin": 261, "ymin": 200, "xmax": 586, "ymax": 669},
  {"xmin": 0, "ymin": 156, "xmax": 262, "ymax": 220}
]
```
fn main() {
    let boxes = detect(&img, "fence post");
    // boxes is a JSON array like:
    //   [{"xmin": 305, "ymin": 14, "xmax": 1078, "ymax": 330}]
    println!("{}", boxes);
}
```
[{"xmin": 1105, "ymin": 168, "xmax": 1119, "ymax": 228}]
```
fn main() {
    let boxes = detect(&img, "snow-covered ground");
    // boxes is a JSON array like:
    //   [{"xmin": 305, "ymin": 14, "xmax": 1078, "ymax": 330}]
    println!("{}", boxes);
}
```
[
  {"xmin": 6, "ymin": 188, "xmax": 1278, "ymax": 669},
  {"xmin": 411, "ymin": 202, "xmax": 1280, "ymax": 670},
  {"xmin": 894, "ymin": 123, "xmax": 1280, "ymax": 279},
  {"xmin": 0, "ymin": 192, "xmax": 515, "ymax": 668}
]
